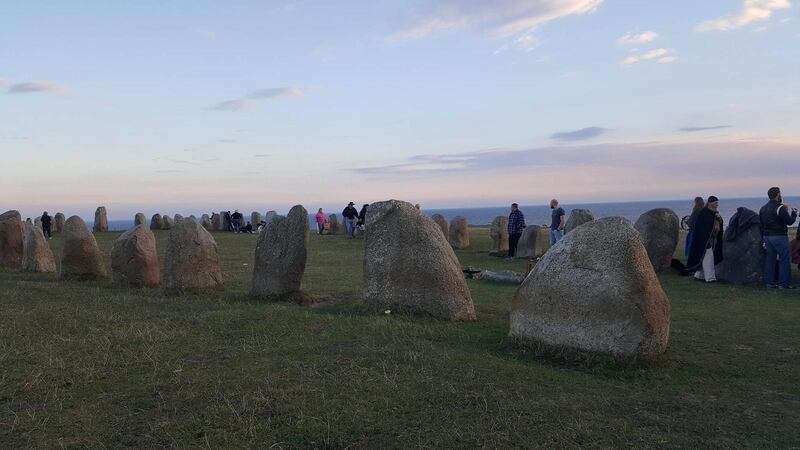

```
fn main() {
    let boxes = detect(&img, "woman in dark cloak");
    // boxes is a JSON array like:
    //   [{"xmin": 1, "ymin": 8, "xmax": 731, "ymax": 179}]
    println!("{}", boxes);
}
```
[{"xmin": 683, "ymin": 196, "xmax": 724, "ymax": 281}]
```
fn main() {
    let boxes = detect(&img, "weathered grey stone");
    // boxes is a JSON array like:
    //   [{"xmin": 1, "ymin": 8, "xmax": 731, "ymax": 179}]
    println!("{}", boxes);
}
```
[
  {"xmin": 327, "ymin": 214, "xmax": 343, "ymax": 235},
  {"xmin": 163, "ymin": 219, "xmax": 223, "ymax": 294},
  {"xmin": 188, "ymin": 215, "xmax": 198, "ymax": 223},
  {"xmin": 431, "ymin": 214, "xmax": 449, "ymax": 240},
  {"xmin": 24, "ymin": 218, "xmax": 33, "ymax": 234},
  {"xmin": 516, "ymin": 225, "xmax": 550, "ymax": 259},
  {"xmin": 134, "ymin": 212, "xmax": 147, "ymax": 226},
  {"xmin": 718, "ymin": 208, "xmax": 765, "ymax": 285},
  {"xmin": 251, "ymin": 205, "xmax": 308, "ymax": 297},
  {"xmin": 93, "ymin": 206, "xmax": 108, "ymax": 232},
  {"xmin": 489, "ymin": 215, "xmax": 509, "ymax": 256},
  {"xmin": 211, "ymin": 213, "xmax": 222, "ymax": 231},
  {"xmin": 61, "ymin": 216, "xmax": 108, "ymax": 280},
  {"xmin": 448, "ymin": 216, "xmax": 470, "ymax": 249},
  {"xmin": 201, "ymin": 214, "xmax": 212, "ymax": 229},
  {"xmin": 634, "ymin": 208, "xmax": 680, "ymax": 273},
  {"xmin": 53, "ymin": 213, "xmax": 65, "ymax": 233},
  {"xmin": 251, "ymin": 212, "xmax": 263, "ymax": 228},
  {"xmin": 473, "ymin": 270, "xmax": 524, "ymax": 284},
  {"xmin": 510, "ymin": 217, "xmax": 670, "ymax": 358},
  {"xmin": 265, "ymin": 211, "xmax": 278, "ymax": 224},
  {"xmin": 22, "ymin": 225, "xmax": 56, "ymax": 273},
  {"xmin": 34, "ymin": 216, "xmax": 42, "ymax": 230},
  {"xmin": 150, "ymin": 214, "xmax": 163, "ymax": 230},
  {"xmin": 0, "ymin": 210, "xmax": 25, "ymax": 268},
  {"xmin": 161, "ymin": 215, "xmax": 174, "ymax": 230},
  {"xmin": 363, "ymin": 200, "xmax": 475, "ymax": 320},
  {"xmin": 111, "ymin": 224, "xmax": 160, "ymax": 287},
  {"xmin": 221, "ymin": 211, "xmax": 231, "ymax": 231},
  {"xmin": 564, "ymin": 209, "xmax": 594, "ymax": 234},
  {"xmin": 173, "ymin": 214, "xmax": 184, "ymax": 224}
]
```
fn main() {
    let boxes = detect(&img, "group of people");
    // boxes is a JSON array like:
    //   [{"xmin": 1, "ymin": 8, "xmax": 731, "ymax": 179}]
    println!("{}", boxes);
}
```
[
  {"xmin": 213, "ymin": 210, "xmax": 256, "ymax": 234},
  {"xmin": 314, "ymin": 202, "xmax": 370, "ymax": 238},
  {"xmin": 502, "ymin": 199, "xmax": 566, "ymax": 260}
]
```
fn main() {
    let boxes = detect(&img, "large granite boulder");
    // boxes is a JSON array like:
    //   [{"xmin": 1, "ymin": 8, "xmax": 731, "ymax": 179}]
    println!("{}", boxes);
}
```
[
  {"xmin": 363, "ymin": 200, "xmax": 475, "ymax": 320},
  {"xmin": 150, "ymin": 214, "xmax": 163, "ymax": 230},
  {"xmin": 53, "ymin": 213, "xmax": 65, "ymax": 233},
  {"xmin": 489, "ymin": 215, "xmax": 509, "ymax": 256},
  {"xmin": 22, "ymin": 225, "xmax": 56, "ymax": 273},
  {"xmin": 634, "ymin": 208, "xmax": 680, "ymax": 273},
  {"xmin": 327, "ymin": 214, "xmax": 343, "ymax": 235},
  {"xmin": 510, "ymin": 217, "xmax": 670, "ymax": 358},
  {"xmin": 0, "ymin": 210, "xmax": 25, "ymax": 268},
  {"xmin": 448, "ymin": 216, "xmax": 470, "ymax": 249},
  {"xmin": 718, "ymin": 208, "xmax": 765, "ymax": 285},
  {"xmin": 93, "ymin": 206, "xmax": 108, "ymax": 232},
  {"xmin": 251, "ymin": 205, "xmax": 308, "ymax": 297},
  {"xmin": 516, "ymin": 225, "xmax": 550, "ymax": 259},
  {"xmin": 431, "ymin": 214, "xmax": 449, "ymax": 240},
  {"xmin": 61, "ymin": 216, "xmax": 108, "ymax": 280},
  {"xmin": 134, "ymin": 212, "xmax": 147, "ymax": 226},
  {"xmin": 161, "ymin": 215, "xmax": 174, "ymax": 230},
  {"xmin": 251, "ymin": 212, "xmax": 263, "ymax": 228},
  {"xmin": 201, "ymin": 214, "xmax": 212, "ymax": 229},
  {"xmin": 163, "ymin": 219, "xmax": 223, "ymax": 294},
  {"xmin": 564, "ymin": 208, "xmax": 594, "ymax": 234},
  {"xmin": 111, "ymin": 224, "xmax": 160, "ymax": 287}
]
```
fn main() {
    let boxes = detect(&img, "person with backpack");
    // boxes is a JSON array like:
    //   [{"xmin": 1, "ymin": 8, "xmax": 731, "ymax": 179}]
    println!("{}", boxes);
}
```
[{"xmin": 759, "ymin": 187, "xmax": 797, "ymax": 289}]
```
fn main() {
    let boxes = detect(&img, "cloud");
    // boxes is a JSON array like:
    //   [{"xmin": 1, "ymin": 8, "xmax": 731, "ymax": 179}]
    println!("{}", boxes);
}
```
[
  {"xmin": 165, "ymin": 158, "xmax": 200, "ymax": 165},
  {"xmin": 208, "ymin": 86, "xmax": 304, "ymax": 112},
  {"xmin": 696, "ymin": 0, "xmax": 791, "ymax": 32},
  {"xmin": 7, "ymin": 81, "xmax": 65, "ymax": 94},
  {"xmin": 678, "ymin": 125, "xmax": 731, "ymax": 132},
  {"xmin": 218, "ymin": 139, "xmax": 237, "ymax": 143},
  {"xmin": 622, "ymin": 47, "xmax": 676, "ymax": 65},
  {"xmin": 616, "ymin": 31, "xmax": 658, "ymax": 45},
  {"xmin": 551, "ymin": 126, "xmax": 606, "ymax": 141},
  {"xmin": 253, "ymin": 153, "xmax": 270, "ymax": 158},
  {"xmin": 208, "ymin": 99, "xmax": 254, "ymax": 112},
  {"xmin": 155, "ymin": 169, "xmax": 184, "ymax": 174},
  {"xmin": 246, "ymin": 87, "xmax": 304, "ymax": 100}
]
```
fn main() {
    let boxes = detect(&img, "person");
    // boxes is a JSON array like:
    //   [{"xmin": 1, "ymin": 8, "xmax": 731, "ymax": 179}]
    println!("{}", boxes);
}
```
[
  {"xmin": 684, "ymin": 196, "xmax": 724, "ymax": 283},
  {"xmin": 40, "ymin": 211, "xmax": 52, "ymax": 239},
  {"xmin": 549, "ymin": 199, "xmax": 565, "ymax": 245},
  {"xmin": 257, "ymin": 220, "xmax": 267, "ymax": 234},
  {"xmin": 231, "ymin": 210, "xmax": 243, "ymax": 233},
  {"xmin": 315, "ymin": 208, "xmax": 326, "ymax": 235},
  {"xmin": 224, "ymin": 211, "xmax": 233, "ymax": 232},
  {"xmin": 240, "ymin": 221, "xmax": 253, "ymax": 233},
  {"xmin": 342, "ymin": 202, "xmax": 359, "ymax": 238},
  {"xmin": 759, "ymin": 187, "xmax": 797, "ymax": 289},
  {"xmin": 685, "ymin": 196, "xmax": 704, "ymax": 257},
  {"xmin": 507, "ymin": 203, "xmax": 526, "ymax": 260},
  {"xmin": 356, "ymin": 204, "xmax": 369, "ymax": 232}
]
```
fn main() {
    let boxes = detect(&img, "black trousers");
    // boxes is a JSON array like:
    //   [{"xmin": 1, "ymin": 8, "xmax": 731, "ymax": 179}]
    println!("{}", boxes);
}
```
[
  {"xmin": 42, "ymin": 224, "xmax": 51, "ymax": 238},
  {"xmin": 508, "ymin": 232, "xmax": 522, "ymax": 257}
]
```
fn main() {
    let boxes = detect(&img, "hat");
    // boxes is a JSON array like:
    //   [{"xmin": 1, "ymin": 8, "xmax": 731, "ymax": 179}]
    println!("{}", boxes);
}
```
[
  {"xmin": 348, "ymin": 202, "xmax": 354, "ymax": 206},
  {"xmin": 707, "ymin": 196, "xmax": 719, "ymax": 203}
]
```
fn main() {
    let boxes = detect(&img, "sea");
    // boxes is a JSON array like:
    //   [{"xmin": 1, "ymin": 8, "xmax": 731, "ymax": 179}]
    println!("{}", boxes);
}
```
[{"xmin": 88, "ymin": 197, "xmax": 800, "ymax": 231}]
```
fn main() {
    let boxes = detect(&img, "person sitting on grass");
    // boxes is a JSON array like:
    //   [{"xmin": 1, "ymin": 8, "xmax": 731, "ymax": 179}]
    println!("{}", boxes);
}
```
[{"xmin": 240, "ymin": 221, "xmax": 253, "ymax": 234}]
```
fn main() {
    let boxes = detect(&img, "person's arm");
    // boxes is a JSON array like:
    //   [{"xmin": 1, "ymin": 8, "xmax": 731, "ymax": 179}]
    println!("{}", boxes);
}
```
[{"xmin": 778, "ymin": 204, "xmax": 797, "ymax": 225}]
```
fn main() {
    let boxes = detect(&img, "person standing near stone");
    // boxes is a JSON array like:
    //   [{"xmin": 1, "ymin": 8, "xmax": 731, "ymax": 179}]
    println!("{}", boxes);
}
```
[
  {"xmin": 315, "ymin": 208, "xmax": 326, "ymax": 235},
  {"xmin": 342, "ymin": 202, "xmax": 359, "ymax": 239},
  {"xmin": 356, "ymin": 203, "xmax": 369, "ymax": 233},
  {"xmin": 759, "ymin": 187, "xmax": 797, "ymax": 289},
  {"xmin": 231, "ymin": 210, "xmax": 243, "ymax": 233},
  {"xmin": 684, "ymin": 196, "xmax": 724, "ymax": 283},
  {"xmin": 684, "ymin": 197, "xmax": 705, "ymax": 257},
  {"xmin": 40, "ymin": 211, "xmax": 53, "ymax": 239},
  {"xmin": 549, "ymin": 199, "xmax": 566, "ymax": 245},
  {"xmin": 506, "ymin": 203, "xmax": 526, "ymax": 261}
]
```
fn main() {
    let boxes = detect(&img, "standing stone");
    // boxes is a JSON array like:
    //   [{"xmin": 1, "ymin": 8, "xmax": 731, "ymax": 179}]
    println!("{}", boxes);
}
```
[
  {"xmin": 489, "ymin": 215, "xmax": 509, "ymax": 256},
  {"xmin": 174, "ymin": 214, "xmax": 184, "ymax": 224},
  {"xmin": 162, "ymin": 219, "xmax": 223, "ymax": 294},
  {"xmin": 718, "ymin": 207, "xmax": 764, "ymax": 285},
  {"xmin": 22, "ymin": 225, "xmax": 56, "ymax": 273},
  {"xmin": 327, "ymin": 214, "xmax": 342, "ymax": 235},
  {"xmin": 363, "ymin": 200, "xmax": 475, "ymax": 320},
  {"xmin": 251, "ymin": 205, "xmax": 308, "ymax": 297},
  {"xmin": 251, "ymin": 212, "xmax": 263, "ymax": 228},
  {"xmin": 448, "ymin": 216, "xmax": 470, "ymax": 249},
  {"xmin": 201, "ymin": 214, "xmax": 212, "ymax": 229},
  {"xmin": 634, "ymin": 208, "xmax": 680, "ymax": 273},
  {"xmin": 161, "ymin": 215, "xmax": 174, "ymax": 230},
  {"xmin": 431, "ymin": 214, "xmax": 449, "ymax": 240},
  {"xmin": 221, "ymin": 211, "xmax": 231, "ymax": 231},
  {"xmin": 134, "ymin": 212, "xmax": 147, "ymax": 226},
  {"xmin": 0, "ymin": 210, "xmax": 25, "ymax": 268},
  {"xmin": 211, "ymin": 213, "xmax": 222, "ymax": 231},
  {"xmin": 510, "ymin": 217, "xmax": 670, "ymax": 358},
  {"xmin": 61, "ymin": 216, "xmax": 108, "ymax": 280},
  {"xmin": 93, "ymin": 206, "xmax": 109, "ymax": 232},
  {"xmin": 34, "ymin": 216, "xmax": 42, "ymax": 230},
  {"xmin": 265, "ymin": 211, "xmax": 278, "ymax": 224},
  {"xmin": 564, "ymin": 209, "xmax": 594, "ymax": 234},
  {"xmin": 53, "ymin": 213, "xmax": 65, "ymax": 233},
  {"xmin": 188, "ymin": 215, "xmax": 198, "ymax": 223},
  {"xmin": 111, "ymin": 224, "xmax": 160, "ymax": 287},
  {"xmin": 24, "ymin": 218, "xmax": 33, "ymax": 234},
  {"xmin": 150, "ymin": 214, "xmax": 163, "ymax": 230},
  {"xmin": 516, "ymin": 225, "xmax": 550, "ymax": 259}
]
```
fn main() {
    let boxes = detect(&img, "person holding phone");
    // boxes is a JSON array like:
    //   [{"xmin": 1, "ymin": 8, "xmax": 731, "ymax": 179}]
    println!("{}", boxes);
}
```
[{"xmin": 759, "ymin": 187, "xmax": 798, "ymax": 289}]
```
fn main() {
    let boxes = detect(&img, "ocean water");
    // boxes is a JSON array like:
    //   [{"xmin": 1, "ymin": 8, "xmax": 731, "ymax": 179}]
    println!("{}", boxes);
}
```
[{"xmin": 88, "ymin": 197, "xmax": 799, "ymax": 231}]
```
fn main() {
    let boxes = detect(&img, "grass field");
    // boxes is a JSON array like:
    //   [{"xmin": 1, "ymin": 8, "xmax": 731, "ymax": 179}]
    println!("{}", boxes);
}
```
[{"xmin": 1, "ymin": 227, "xmax": 799, "ymax": 448}]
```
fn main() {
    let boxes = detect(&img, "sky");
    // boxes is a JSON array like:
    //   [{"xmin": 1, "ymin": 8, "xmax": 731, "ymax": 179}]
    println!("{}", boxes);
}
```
[{"xmin": 1, "ymin": 0, "xmax": 799, "ymax": 219}]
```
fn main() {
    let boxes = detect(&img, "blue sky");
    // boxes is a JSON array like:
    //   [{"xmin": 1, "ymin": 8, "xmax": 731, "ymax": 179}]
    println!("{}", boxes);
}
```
[{"xmin": 2, "ymin": 0, "xmax": 799, "ymax": 219}]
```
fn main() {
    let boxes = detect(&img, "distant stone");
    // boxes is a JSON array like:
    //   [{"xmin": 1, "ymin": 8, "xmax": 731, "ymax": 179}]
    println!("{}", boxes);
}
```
[
  {"xmin": 251, "ymin": 205, "xmax": 308, "ymax": 297},
  {"xmin": 327, "ymin": 214, "xmax": 343, "ymax": 234},
  {"xmin": 211, "ymin": 213, "xmax": 222, "ymax": 231},
  {"xmin": 161, "ymin": 215, "xmax": 174, "ymax": 230},
  {"xmin": 489, "ymin": 215, "xmax": 509, "ymax": 256},
  {"xmin": 150, "ymin": 214, "xmax": 163, "ymax": 230},
  {"xmin": 448, "ymin": 216, "xmax": 470, "ymax": 249},
  {"xmin": 431, "ymin": 214, "xmax": 449, "ymax": 240},
  {"xmin": 24, "ymin": 218, "xmax": 33, "ymax": 234},
  {"xmin": 111, "ymin": 224, "xmax": 160, "ymax": 287},
  {"xmin": 163, "ymin": 219, "xmax": 223, "ymax": 294},
  {"xmin": 134, "ymin": 212, "xmax": 147, "ymax": 226},
  {"xmin": 473, "ymin": 270, "xmax": 524, "ymax": 284},
  {"xmin": 188, "ymin": 215, "xmax": 198, "ymax": 223},
  {"xmin": 22, "ymin": 225, "xmax": 56, "ymax": 273},
  {"xmin": 251, "ymin": 212, "xmax": 263, "ymax": 228},
  {"xmin": 61, "ymin": 216, "xmax": 108, "ymax": 280},
  {"xmin": 634, "ymin": 208, "xmax": 680, "ymax": 273},
  {"xmin": 363, "ymin": 200, "xmax": 476, "ymax": 321},
  {"xmin": 201, "ymin": 214, "xmax": 212, "ymax": 229},
  {"xmin": 53, "ymin": 213, "xmax": 65, "ymax": 233},
  {"xmin": 173, "ymin": 214, "xmax": 184, "ymax": 224},
  {"xmin": 265, "ymin": 211, "xmax": 278, "ymax": 224},
  {"xmin": 718, "ymin": 207, "xmax": 764, "ymax": 285},
  {"xmin": 34, "ymin": 216, "xmax": 42, "ymax": 230},
  {"xmin": 516, "ymin": 225, "xmax": 550, "ymax": 259},
  {"xmin": 0, "ymin": 210, "xmax": 25, "ymax": 268},
  {"xmin": 564, "ymin": 209, "xmax": 594, "ymax": 234},
  {"xmin": 221, "ymin": 211, "xmax": 231, "ymax": 231},
  {"xmin": 93, "ymin": 206, "xmax": 108, "ymax": 232},
  {"xmin": 510, "ymin": 217, "xmax": 670, "ymax": 358}
]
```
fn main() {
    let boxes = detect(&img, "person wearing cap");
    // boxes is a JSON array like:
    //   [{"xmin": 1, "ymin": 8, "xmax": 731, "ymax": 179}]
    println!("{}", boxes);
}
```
[
  {"xmin": 507, "ymin": 203, "xmax": 526, "ymax": 260},
  {"xmin": 759, "ymin": 186, "xmax": 797, "ymax": 289},
  {"xmin": 684, "ymin": 196, "xmax": 724, "ymax": 282},
  {"xmin": 342, "ymin": 202, "xmax": 359, "ymax": 239}
]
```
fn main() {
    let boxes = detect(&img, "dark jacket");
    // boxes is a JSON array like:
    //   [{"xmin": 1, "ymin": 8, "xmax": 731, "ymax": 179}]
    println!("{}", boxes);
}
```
[
  {"xmin": 357, "ymin": 206, "xmax": 368, "ymax": 224},
  {"xmin": 342, "ymin": 206, "xmax": 358, "ymax": 220},
  {"xmin": 759, "ymin": 199, "xmax": 797, "ymax": 236},
  {"xmin": 684, "ymin": 207, "xmax": 724, "ymax": 273},
  {"xmin": 41, "ymin": 214, "xmax": 52, "ymax": 226},
  {"xmin": 231, "ymin": 212, "xmax": 242, "ymax": 221}
]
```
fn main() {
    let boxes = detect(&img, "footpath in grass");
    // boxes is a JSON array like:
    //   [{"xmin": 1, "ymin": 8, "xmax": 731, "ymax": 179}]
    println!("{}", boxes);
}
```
[{"xmin": 0, "ymin": 228, "xmax": 798, "ymax": 448}]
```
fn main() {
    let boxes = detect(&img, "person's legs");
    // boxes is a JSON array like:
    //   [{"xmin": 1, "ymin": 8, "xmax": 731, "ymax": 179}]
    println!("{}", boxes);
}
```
[
  {"xmin": 764, "ymin": 236, "xmax": 778, "ymax": 287},
  {"xmin": 318, "ymin": 223, "xmax": 324, "ymax": 235},
  {"xmin": 508, "ymin": 232, "xmax": 521, "ymax": 258},
  {"xmin": 345, "ymin": 219, "xmax": 354, "ymax": 238},
  {"xmin": 684, "ymin": 231, "xmax": 693, "ymax": 257},
  {"xmin": 549, "ymin": 229, "xmax": 562, "ymax": 245},
  {"xmin": 43, "ymin": 224, "xmax": 51, "ymax": 238},
  {"xmin": 701, "ymin": 247, "xmax": 716, "ymax": 282}
]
